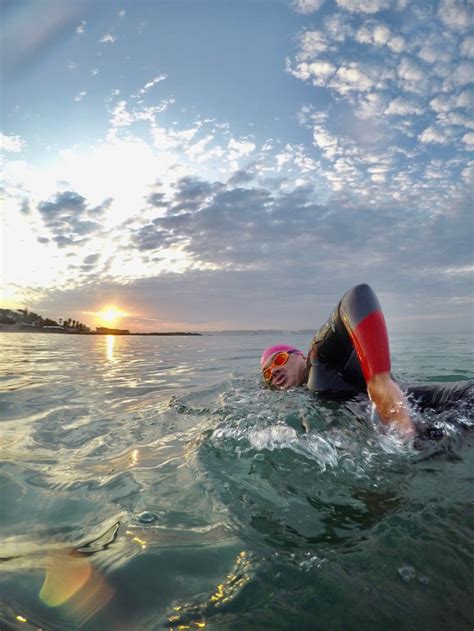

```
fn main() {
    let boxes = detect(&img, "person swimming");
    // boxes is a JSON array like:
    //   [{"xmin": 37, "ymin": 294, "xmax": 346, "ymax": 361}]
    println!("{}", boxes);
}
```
[{"xmin": 260, "ymin": 284, "xmax": 473, "ymax": 440}]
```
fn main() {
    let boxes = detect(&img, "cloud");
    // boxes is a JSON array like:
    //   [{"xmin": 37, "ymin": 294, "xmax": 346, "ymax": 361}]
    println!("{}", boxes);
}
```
[
  {"xmin": 146, "ymin": 191, "xmax": 168, "ymax": 208},
  {"xmin": 75, "ymin": 20, "xmax": 86, "ymax": 36},
  {"xmin": 396, "ymin": 57, "xmax": 429, "ymax": 93},
  {"xmin": 387, "ymin": 35, "xmax": 406, "ymax": 53},
  {"xmin": 419, "ymin": 126, "xmax": 451, "ymax": 144},
  {"xmin": 291, "ymin": 0, "xmax": 325, "ymax": 13},
  {"xmin": 456, "ymin": 89, "xmax": 474, "ymax": 108},
  {"xmin": 324, "ymin": 13, "xmax": 354, "ymax": 42},
  {"xmin": 132, "ymin": 75, "xmax": 167, "ymax": 99},
  {"xmin": 1, "ymin": 133, "xmax": 26, "ymax": 153},
  {"xmin": 226, "ymin": 138, "xmax": 256, "ymax": 168},
  {"xmin": 288, "ymin": 0, "xmax": 473, "ymax": 172},
  {"xmin": 331, "ymin": 64, "xmax": 374, "ymax": 93},
  {"xmin": 33, "ymin": 170, "xmax": 463, "ymax": 331},
  {"xmin": 90, "ymin": 197, "xmax": 114, "ymax": 215},
  {"xmin": 462, "ymin": 131, "xmax": 474, "ymax": 147},
  {"xmin": 5, "ymin": 7, "xmax": 472, "ymax": 333},
  {"xmin": 429, "ymin": 94, "xmax": 454, "ymax": 112},
  {"xmin": 81, "ymin": 253, "xmax": 101, "ymax": 270},
  {"xmin": 354, "ymin": 92, "xmax": 388, "ymax": 119},
  {"xmin": 313, "ymin": 126, "xmax": 339, "ymax": 159},
  {"xmin": 37, "ymin": 191, "xmax": 106, "ymax": 248},
  {"xmin": 429, "ymin": 91, "xmax": 473, "ymax": 116},
  {"xmin": 107, "ymin": 97, "xmax": 175, "ymax": 137},
  {"xmin": 109, "ymin": 100, "xmax": 134, "ymax": 127},
  {"xmin": 122, "ymin": 160, "xmax": 473, "ymax": 285},
  {"xmin": 355, "ymin": 21, "xmax": 409, "ymax": 55},
  {"xmin": 460, "ymin": 35, "xmax": 474, "ymax": 58},
  {"xmin": 436, "ymin": 110, "xmax": 474, "ymax": 128},
  {"xmin": 227, "ymin": 170, "xmax": 256, "ymax": 186},
  {"xmin": 131, "ymin": 180, "xmax": 319, "ymax": 269},
  {"xmin": 289, "ymin": 60, "xmax": 336, "ymax": 84},
  {"xmin": 438, "ymin": 0, "xmax": 473, "ymax": 31},
  {"xmin": 336, "ymin": 0, "xmax": 391, "ymax": 14},
  {"xmin": 100, "ymin": 34, "xmax": 117, "ymax": 44},
  {"xmin": 451, "ymin": 61, "xmax": 474, "ymax": 85},
  {"xmin": 356, "ymin": 22, "xmax": 391, "ymax": 46},
  {"xmin": 7, "ymin": 120, "xmax": 472, "ymax": 330},
  {"xmin": 83, "ymin": 253, "xmax": 101, "ymax": 265},
  {"xmin": 461, "ymin": 161, "xmax": 474, "ymax": 182},
  {"xmin": 296, "ymin": 30, "xmax": 330, "ymax": 60},
  {"xmin": 384, "ymin": 96, "xmax": 423, "ymax": 115},
  {"xmin": 19, "ymin": 199, "xmax": 31, "ymax": 215},
  {"xmin": 418, "ymin": 43, "xmax": 452, "ymax": 64}
]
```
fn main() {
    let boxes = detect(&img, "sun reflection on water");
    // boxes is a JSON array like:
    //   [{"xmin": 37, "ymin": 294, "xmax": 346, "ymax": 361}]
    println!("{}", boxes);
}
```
[
  {"xmin": 105, "ymin": 335, "xmax": 115, "ymax": 362},
  {"xmin": 129, "ymin": 449, "xmax": 139, "ymax": 466},
  {"xmin": 167, "ymin": 550, "xmax": 251, "ymax": 629}
]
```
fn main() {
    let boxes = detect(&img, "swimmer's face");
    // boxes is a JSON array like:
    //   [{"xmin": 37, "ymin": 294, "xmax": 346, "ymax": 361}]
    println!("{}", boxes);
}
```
[{"xmin": 262, "ymin": 351, "xmax": 307, "ymax": 390}]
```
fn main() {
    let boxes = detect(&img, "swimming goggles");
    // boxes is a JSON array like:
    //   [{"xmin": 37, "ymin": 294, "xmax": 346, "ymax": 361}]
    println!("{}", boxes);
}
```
[{"xmin": 262, "ymin": 351, "xmax": 295, "ymax": 383}]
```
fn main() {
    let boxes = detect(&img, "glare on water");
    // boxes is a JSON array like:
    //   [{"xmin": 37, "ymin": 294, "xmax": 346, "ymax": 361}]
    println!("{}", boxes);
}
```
[{"xmin": 0, "ymin": 331, "xmax": 473, "ymax": 629}]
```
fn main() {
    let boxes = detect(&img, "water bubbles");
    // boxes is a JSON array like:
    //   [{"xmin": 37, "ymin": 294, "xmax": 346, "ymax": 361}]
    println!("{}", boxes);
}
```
[
  {"xmin": 299, "ymin": 553, "xmax": 327, "ymax": 572},
  {"xmin": 397, "ymin": 566, "xmax": 430, "ymax": 585},
  {"xmin": 248, "ymin": 424, "xmax": 298, "ymax": 451},
  {"xmin": 398, "ymin": 565, "xmax": 416, "ymax": 583},
  {"xmin": 137, "ymin": 511, "xmax": 157, "ymax": 524}
]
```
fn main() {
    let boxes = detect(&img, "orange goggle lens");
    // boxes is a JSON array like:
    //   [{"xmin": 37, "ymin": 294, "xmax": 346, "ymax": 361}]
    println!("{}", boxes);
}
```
[{"xmin": 262, "ymin": 351, "xmax": 290, "ymax": 382}]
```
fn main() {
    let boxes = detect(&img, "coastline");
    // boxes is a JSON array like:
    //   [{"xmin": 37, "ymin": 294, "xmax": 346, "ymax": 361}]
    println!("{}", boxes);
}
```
[{"xmin": 0, "ymin": 326, "xmax": 201, "ymax": 336}]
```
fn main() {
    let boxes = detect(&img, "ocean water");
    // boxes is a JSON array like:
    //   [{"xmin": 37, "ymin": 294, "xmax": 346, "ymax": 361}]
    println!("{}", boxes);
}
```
[{"xmin": 0, "ymin": 331, "xmax": 473, "ymax": 630}]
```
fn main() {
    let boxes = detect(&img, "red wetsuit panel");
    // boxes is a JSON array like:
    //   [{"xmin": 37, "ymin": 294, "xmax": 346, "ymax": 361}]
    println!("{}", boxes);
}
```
[{"xmin": 347, "ymin": 310, "xmax": 391, "ymax": 383}]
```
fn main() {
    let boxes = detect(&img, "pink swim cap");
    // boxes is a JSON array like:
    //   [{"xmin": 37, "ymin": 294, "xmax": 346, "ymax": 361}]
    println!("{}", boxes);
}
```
[{"xmin": 260, "ymin": 344, "xmax": 304, "ymax": 368}]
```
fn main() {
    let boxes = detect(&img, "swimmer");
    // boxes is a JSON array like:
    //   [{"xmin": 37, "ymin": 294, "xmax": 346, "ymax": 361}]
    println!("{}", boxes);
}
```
[{"xmin": 261, "ymin": 284, "xmax": 415, "ymax": 438}]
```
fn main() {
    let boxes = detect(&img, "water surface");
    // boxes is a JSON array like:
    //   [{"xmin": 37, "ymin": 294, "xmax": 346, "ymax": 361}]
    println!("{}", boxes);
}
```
[{"xmin": 1, "ymin": 331, "xmax": 473, "ymax": 630}]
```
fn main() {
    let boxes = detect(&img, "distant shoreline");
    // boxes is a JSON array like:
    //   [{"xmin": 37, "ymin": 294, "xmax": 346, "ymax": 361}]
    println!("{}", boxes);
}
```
[{"xmin": 0, "ymin": 327, "xmax": 201, "ymax": 336}]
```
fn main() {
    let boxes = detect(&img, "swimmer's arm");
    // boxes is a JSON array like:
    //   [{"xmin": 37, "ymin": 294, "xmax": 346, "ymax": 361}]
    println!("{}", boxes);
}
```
[
  {"xmin": 367, "ymin": 373, "xmax": 415, "ymax": 438},
  {"xmin": 305, "ymin": 344, "xmax": 318, "ymax": 391},
  {"xmin": 306, "ymin": 344, "xmax": 318, "ymax": 371}
]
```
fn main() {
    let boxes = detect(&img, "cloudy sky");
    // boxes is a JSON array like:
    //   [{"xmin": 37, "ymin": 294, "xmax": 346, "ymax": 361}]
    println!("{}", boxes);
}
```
[{"xmin": 1, "ymin": 0, "xmax": 473, "ymax": 332}]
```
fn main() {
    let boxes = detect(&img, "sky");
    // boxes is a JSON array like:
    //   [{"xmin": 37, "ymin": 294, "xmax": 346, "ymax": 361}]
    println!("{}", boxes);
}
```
[{"xmin": 1, "ymin": 0, "xmax": 473, "ymax": 333}]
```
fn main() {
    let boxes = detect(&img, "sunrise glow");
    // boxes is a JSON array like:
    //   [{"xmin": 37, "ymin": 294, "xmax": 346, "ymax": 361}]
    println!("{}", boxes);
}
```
[
  {"xmin": 97, "ymin": 307, "xmax": 126, "ymax": 325},
  {"xmin": 1, "ymin": 0, "xmax": 472, "ymax": 332}
]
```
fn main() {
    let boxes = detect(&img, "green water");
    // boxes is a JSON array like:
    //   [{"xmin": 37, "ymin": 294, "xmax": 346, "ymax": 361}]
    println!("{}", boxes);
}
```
[{"xmin": 0, "ymin": 332, "xmax": 473, "ymax": 630}]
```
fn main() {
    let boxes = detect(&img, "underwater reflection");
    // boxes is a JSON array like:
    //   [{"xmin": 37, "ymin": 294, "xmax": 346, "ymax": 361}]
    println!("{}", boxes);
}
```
[{"xmin": 106, "ymin": 335, "xmax": 115, "ymax": 362}]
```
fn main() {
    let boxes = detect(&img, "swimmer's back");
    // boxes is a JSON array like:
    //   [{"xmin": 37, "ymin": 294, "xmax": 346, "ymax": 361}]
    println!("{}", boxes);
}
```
[{"xmin": 406, "ymin": 380, "xmax": 474, "ymax": 411}]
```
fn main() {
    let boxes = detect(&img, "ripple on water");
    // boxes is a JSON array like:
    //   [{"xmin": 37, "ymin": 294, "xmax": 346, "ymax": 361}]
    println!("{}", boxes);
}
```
[{"xmin": 1, "ymin": 334, "xmax": 473, "ymax": 630}]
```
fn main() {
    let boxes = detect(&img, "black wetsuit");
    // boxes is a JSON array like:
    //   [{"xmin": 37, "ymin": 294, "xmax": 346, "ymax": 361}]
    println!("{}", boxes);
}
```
[{"xmin": 306, "ymin": 284, "xmax": 473, "ymax": 415}]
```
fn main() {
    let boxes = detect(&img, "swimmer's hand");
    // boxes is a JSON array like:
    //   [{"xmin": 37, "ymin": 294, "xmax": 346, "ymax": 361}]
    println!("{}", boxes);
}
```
[{"xmin": 367, "ymin": 373, "xmax": 415, "ymax": 439}]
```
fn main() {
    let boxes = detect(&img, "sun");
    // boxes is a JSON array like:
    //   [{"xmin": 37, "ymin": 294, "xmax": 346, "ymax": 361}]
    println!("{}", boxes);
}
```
[{"xmin": 98, "ymin": 306, "xmax": 126, "ymax": 325}]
